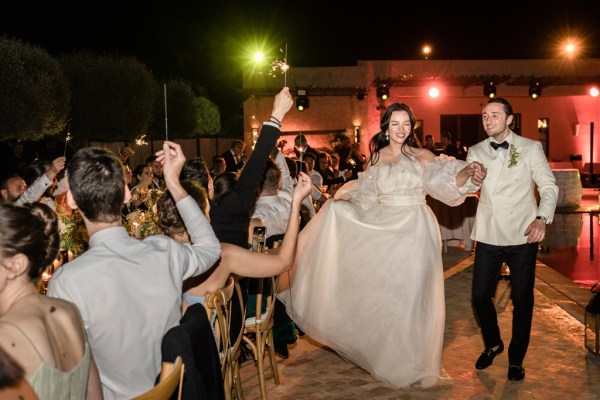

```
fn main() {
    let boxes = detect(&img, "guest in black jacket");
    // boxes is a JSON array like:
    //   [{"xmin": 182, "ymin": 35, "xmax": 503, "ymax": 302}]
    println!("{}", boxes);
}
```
[
  {"xmin": 220, "ymin": 140, "xmax": 247, "ymax": 174},
  {"xmin": 182, "ymin": 87, "xmax": 294, "ymax": 342},
  {"xmin": 440, "ymin": 131, "xmax": 459, "ymax": 158}
]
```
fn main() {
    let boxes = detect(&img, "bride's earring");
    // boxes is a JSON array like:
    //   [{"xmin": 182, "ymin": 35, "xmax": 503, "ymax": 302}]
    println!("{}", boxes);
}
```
[{"xmin": 385, "ymin": 131, "xmax": 389, "ymax": 140}]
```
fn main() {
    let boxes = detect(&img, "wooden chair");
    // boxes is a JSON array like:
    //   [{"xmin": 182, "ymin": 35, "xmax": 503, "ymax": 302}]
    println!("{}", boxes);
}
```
[
  {"xmin": 243, "ymin": 274, "xmax": 281, "ymax": 400},
  {"xmin": 133, "ymin": 356, "xmax": 184, "ymax": 400},
  {"xmin": 204, "ymin": 276, "xmax": 245, "ymax": 400}
]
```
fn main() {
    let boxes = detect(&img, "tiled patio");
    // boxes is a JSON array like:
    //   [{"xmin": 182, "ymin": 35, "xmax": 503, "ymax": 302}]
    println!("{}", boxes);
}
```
[{"xmin": 237, "ymin": 251, "xmax": 600, "ymax": 399}]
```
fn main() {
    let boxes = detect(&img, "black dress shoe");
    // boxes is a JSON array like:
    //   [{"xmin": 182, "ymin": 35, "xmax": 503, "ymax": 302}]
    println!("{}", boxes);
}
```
[
  {"xmin": 475, "ymin": 341, "xmax": 504, "ymax": 369},
  {"xmin": 508, "ymin": 364, "xmax": 525, "ymax": 381}
]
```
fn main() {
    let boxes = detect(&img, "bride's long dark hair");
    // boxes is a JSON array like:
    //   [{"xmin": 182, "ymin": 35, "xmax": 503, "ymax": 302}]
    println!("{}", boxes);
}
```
[{"xmin": 367, "ymin": 103, "xmax": 421, "ymax": 166}]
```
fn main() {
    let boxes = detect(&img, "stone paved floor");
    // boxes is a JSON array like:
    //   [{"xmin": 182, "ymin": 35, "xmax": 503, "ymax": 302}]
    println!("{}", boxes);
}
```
[{"xmin": 237, "ymin": 248, "xmax": 600, "ymax": 399}]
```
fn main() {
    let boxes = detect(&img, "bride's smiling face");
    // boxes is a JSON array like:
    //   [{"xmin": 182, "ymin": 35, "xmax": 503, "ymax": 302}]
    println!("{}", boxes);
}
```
[{"xmin": 388, "ymin": 110, "xmax": 412, "ymax": 145}]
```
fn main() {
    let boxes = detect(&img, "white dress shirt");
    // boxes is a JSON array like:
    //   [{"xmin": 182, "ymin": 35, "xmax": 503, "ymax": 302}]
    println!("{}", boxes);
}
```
[
  {"xmin": 489, "ymin": 132, "xmax": 512, "ymax": 164},
  {"xmin": 16, "ymin": 174, "xmax": 52, "ymax": 206},
  {"xmin": 47, "ymin": 196, "xmax": 221, "ymax": 400},
  {"xmin": 251, "ymin": 151, "xmax": 294, "ymax": 239}
]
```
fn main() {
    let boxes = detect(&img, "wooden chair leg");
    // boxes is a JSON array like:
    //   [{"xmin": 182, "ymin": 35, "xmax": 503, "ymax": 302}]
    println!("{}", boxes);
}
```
[
  {"xmin": 234, "ymin": 361, "xmax": 244, "ymax": 400},
  {"xmin": 266, "ymin": 329, "xmax": 280, "ymax": 384},
  {"xmin": 257, "ymin": 331, "xmax": 267, "ymax": 400}
]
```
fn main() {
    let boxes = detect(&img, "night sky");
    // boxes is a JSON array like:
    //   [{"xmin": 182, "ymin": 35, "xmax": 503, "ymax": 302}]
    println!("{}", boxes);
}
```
[{"xmin": 2, "ymin": 1, "xmax": 599, "ymax": 126}]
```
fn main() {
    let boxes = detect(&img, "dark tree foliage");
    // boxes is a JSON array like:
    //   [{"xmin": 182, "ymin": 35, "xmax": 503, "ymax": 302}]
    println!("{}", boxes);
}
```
[
  {"xmin": 0, "ymin": 36, "xmax": 70, "ymax": 141},
  {"xmin": 60, "ymin": 52, "xmax": 156, "ymax": 141},
  {"xmin": 193, "ymin": 96, "xmax": 220, "ymax": 137}
]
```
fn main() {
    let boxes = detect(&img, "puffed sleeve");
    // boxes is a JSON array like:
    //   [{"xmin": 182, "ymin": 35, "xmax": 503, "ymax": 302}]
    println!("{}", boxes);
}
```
[{"xmin": 424, "ymin": 156, "xmax": 475, "ymax": 207}]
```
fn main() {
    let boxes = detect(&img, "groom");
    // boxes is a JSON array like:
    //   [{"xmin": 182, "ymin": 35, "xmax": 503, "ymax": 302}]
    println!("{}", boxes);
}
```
[{"xmin": 466, "ymin": 98, "xmax": 558, "ymax": 381}]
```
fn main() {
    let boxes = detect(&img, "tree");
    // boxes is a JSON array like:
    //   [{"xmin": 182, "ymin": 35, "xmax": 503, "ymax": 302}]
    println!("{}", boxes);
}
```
[
  {"xmin": 193, "ymin": 96, "xmax": 220, "ymax": 136},
  {"xmin": 0, "ymin": 36, "xmax": 70, "ymax": 141},
  {"xmin": 60, "ymin": 52, "xmax": 156, "ymax": 142}
]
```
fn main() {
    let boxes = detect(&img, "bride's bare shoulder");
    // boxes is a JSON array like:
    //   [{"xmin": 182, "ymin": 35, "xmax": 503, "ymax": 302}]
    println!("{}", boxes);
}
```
[{"xmin": 415, "ymin": 148, "xmax": 436, "ymax": 164}]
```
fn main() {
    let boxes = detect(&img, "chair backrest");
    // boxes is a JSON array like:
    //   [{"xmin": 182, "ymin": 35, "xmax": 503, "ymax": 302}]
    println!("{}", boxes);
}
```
[
  {"xmin": 204, "ymin": 276, "xmax": 235, "ymax": 360},
  {"xmin": 204, "ymin": 276, "xmax": 245, "ymax": 400},
  {"xmin": 133, "ymin": 356, "xmax": 184, "ymax": 400},
  {"xmin": 246, "ymin": 274, "xmax": 279, "ymax": 329}
]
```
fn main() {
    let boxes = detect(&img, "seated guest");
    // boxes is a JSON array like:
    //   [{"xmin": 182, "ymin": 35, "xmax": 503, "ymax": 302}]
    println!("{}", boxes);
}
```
[
  {"xmin": 0, "ymin": 156, "xmax": 65, "ymax": 206},
  {"xmin": 301, "ymin": 152, "xmax": 330, "ymax": 206},
  {"xmin": 146, "ymin": 155, "xmax": 165, "ymax": 190},
  {"xmin": 314, "ymin": 151, "xmax": 352, "ymax": 193},
  {"xmin": 287, "ymin": 156, "xmax": 315, "ymax": 226},
  {"xmin": 209, "ymin": 156, "xmax": 226, "ymax": 180},
  {"xmin": 440, "ymin": 131, "xmax": 459, "ymax": 158},
  {"xmin": 0, "ymin": 201, "xmax": 103, "ymax": 399},
  {"xmin": 22, "ymin": 159, "xmax": 59, "ymax": 211},
  {"xmin": 155, "ymin": 174, "xmax": 311, "ymax": 314},
  {"xmin": 423, "ymin": 134, "xmax": 435, "ymax": 152},
  {"xmin": 121, "ymin": 164, "xmax": 136, "ymax": 216},
  {"xmin": 130, "ymin": 163, "xmax": 154, "ymax": 211},
  {"xmin": 47, "ymin": 143, "xmax": 221, "ymax": 399},
  {"xmin": 334, "ymin": 134, "xmax": 365, "ymax": 181}
]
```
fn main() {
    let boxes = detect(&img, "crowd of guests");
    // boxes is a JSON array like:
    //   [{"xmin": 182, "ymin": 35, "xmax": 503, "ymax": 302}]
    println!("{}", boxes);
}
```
[
  {"xmin": 0, "ymin": 87, "xmax": 313, "ymax": 399},
  {"xmin": 1, "ymin": 92, "xmax": 554, "ymax": 397},
  {"xmin": 423, "ymin": 132, "xmax": 468, "ymax": 160},
  {"xmin": 0, "ymin": 87, "xmax": 478, "ymax": 399}
]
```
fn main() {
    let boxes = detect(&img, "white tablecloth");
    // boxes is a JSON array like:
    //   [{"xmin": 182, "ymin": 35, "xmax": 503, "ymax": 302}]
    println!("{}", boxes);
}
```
[
  {"xmin": 552, "ymin": 169, "xmax": 583, "ymax": 208},
  {"xmin": 427, "ymin": 195, "xmax": 478, "ymax": 252}
]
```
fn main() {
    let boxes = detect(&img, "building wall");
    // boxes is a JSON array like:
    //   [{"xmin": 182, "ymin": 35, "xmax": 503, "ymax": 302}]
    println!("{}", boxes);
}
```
[{"xmin": 243, "ymin": 59, "xmax": 600, "ymax": 165}]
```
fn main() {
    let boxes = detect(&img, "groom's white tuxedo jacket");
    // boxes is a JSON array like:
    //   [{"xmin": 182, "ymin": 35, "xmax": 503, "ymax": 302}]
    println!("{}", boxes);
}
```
[{"xmin": 466, "ymin": 131, "xmax": 559, "ymax": 246}]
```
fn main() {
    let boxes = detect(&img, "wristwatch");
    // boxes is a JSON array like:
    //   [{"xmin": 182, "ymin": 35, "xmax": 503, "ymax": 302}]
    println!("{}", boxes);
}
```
[{"xmin": 536, "ymin": 215, "xmax": 550, "ymax": 224}]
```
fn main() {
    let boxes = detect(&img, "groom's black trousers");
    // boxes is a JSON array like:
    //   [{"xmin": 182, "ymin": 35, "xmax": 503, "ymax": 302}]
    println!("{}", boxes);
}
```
[{"xmin": 472, "ymin": 241, "xmax": 538, "ymax": 365}]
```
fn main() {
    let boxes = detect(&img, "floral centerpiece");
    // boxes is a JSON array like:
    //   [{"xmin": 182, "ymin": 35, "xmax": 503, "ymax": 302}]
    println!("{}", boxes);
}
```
[
  {"xmin": 123, "ymin": 188, "xmax": 164, "ymax": 239},
  {"xmin": 123, "ymin": 208, "xmax": 162, "ymax": 238},
  {"xmin": 56, "ymin": 205, "xmax": 88, "ymax": 257}
]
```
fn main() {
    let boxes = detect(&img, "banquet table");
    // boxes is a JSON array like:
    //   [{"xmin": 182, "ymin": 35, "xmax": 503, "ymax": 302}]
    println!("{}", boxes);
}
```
[
  {"xmin": 552, "ymin": 169, "xmax": 583, "ymax": 208},
  {"xmin": 427, "ymin": 194, "xmax": 478, "ymax": 252}
]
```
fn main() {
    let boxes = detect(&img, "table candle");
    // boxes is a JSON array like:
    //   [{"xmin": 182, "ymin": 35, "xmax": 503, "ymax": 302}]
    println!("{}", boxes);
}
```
[{"xmin": 133, "ymin": 222, "xmax": 141, "ymax": 239}]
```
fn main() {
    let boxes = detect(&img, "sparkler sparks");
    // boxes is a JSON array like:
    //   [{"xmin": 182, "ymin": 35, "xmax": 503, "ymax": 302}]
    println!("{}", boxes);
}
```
[
  {"xmin": 135, "ymin": 134, "xmax": 148, "ymax": 146},
  {"xmin": 267, "ymin": 45, "xmax": 289, "ymax": 86},
  {"xmin": 63, "ymin": 122, "xmax": 71, "ymax": 157}
]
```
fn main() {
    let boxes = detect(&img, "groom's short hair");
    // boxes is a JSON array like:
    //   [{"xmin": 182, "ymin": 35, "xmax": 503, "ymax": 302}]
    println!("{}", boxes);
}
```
[{"xmin": 488, "ymin": 97, "xmax": 513, "ymax": 117}]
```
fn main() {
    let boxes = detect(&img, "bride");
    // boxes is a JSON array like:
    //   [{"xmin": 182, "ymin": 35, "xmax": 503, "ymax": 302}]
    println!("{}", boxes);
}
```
[{"xmin": 278, "ymin": 102, "xmax": 486, "ymax": 388}]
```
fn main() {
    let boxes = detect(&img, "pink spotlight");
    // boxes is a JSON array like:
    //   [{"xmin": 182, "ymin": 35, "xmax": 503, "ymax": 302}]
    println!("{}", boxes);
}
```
[
  {"xmin": 590, "ymin": 87, "xmax": 599, "ymax": 97},
  {"xmin": 428, "ymin": 87, "xmax": 440, "ymax": 98}
]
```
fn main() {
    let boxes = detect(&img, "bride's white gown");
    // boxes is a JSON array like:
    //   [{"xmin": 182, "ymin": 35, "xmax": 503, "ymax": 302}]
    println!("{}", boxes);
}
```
[{"xmin": 278, "ymin": 155, "xmax": 473, "ymax": 388}]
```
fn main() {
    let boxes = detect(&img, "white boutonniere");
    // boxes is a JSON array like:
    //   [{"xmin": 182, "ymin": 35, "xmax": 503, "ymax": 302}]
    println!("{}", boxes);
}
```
[{"xmin": 508, "ymin": 144, "xmax": 520, "ymax": 168}]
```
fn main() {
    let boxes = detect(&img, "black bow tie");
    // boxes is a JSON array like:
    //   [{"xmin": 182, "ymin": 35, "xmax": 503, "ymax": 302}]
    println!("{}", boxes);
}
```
[{"xmin": 490, "ymin": 141, "xmax": 509, "ymax": 150}]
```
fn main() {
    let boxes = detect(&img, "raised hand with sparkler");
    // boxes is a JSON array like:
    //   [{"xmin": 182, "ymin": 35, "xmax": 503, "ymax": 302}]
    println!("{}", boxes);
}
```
[{"xmin": 267, "ymin": 86, "xmax": 293, "ymax": 129}]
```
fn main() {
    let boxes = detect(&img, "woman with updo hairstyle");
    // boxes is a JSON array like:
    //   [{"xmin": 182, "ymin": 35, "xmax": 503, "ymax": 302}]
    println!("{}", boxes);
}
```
[{"xmin": 0, "ymin": 202, "xmax": 102, "ymax": 399}]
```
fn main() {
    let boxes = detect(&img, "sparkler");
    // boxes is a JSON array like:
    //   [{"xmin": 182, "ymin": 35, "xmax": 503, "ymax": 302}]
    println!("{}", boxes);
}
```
[
  {"xmin": 63, "ymin": 121, "xmax": 71, "ymax": 157},
  {"xmin": 163, "ymin": 83, "xmax": 168, "ymax": 141},
  {"xmin": 298, "ymin": 131, "xmax": 304, "ymax": 166}
]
